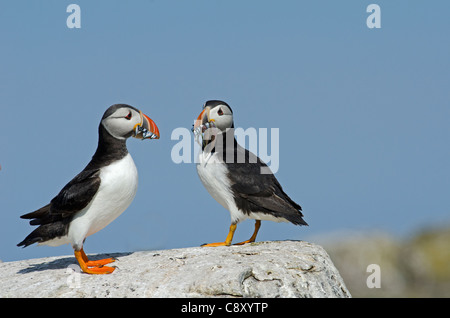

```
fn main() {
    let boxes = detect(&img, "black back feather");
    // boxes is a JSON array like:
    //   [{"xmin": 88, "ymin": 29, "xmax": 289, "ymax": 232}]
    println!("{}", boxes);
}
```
[{"xmin": 215, "ymin": 130, "xmax": 307, "ymax": 225}]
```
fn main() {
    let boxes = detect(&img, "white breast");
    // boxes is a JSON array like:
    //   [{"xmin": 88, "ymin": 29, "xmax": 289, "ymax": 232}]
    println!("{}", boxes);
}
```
[
  {"xmin": 196, "ymin": 152, "xmax": 245, "ymax": 223},
  {"xmin": 67, "ymin": 153, "xmax": 138, "ymax": 249}
]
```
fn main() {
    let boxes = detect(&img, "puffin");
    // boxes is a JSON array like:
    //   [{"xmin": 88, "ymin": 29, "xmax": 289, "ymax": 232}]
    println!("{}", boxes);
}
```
[
  {"xmin": 192, "ymin": 100, "xmax": 307, "ymax": 247},
  {"xmin": 17, "ymin": 104, "xmax": 160, "ymax": 274}
]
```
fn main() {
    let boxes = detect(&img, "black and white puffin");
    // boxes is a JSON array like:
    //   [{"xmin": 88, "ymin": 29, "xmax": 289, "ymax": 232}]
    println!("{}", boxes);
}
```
[
  {"xmin": 18, "ymin": 104, "xmax": 160, "ymax": 274},
  {"xmin": 192, "ymin": 100, "xmax": 307, "ymax": 247}
]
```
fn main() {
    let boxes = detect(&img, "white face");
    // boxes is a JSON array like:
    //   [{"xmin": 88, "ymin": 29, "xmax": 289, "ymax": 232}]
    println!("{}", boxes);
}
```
[
  {"xmin": 209, "ymin": 104, "xmax": 233, "ymax": 132},
  {"xmin": 102, "ymin": 107, "xmax": 142, "ymax": 139}
]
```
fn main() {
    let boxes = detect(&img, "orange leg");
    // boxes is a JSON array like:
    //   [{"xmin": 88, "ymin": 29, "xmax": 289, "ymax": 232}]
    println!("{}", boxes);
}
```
[
  {"xmin": 201, "ymin": 224, "xmax": 237, "ymax": 247},
  {"xmin": 74, "ymin": 248, "xmax": 116, "ymax": 274},
  {"xmin": 234, "ymin": 220, "xmax": 261, "ymax": 245}
]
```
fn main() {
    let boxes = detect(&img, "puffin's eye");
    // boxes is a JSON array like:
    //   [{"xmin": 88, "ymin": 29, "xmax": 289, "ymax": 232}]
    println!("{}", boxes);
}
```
[
  {"xmin": 125, "ymin": 111, "xmax": 132, "ymax": 120},
  {"xmin": 217, "ymin": 108, "xmax": 224, "ymax": 116}
]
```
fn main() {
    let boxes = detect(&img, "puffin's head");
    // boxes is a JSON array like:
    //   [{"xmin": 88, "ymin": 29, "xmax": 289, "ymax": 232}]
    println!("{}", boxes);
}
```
[
  {"xmin": 101, "ymin": 104, "xmax": 160, "ymax": 140},
  {"xmin": 192, "ymin": 100, "xmax": 234, "ymax": 135}
]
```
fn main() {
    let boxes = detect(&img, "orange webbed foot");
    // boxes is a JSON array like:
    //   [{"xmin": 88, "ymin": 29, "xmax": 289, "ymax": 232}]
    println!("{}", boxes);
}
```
[
  {"xmin": 75, "ymin": 249, "xmax": 116, "ymax": 275},
  {"xmin": 80, "ymin": 265, "xmax": 116, "ymax": 275},
  {"xmin": 201, "ymin": 224, "xmax": 237, "ymax": 247},
  {"xmin": 233, "ymin": 239, "xmax": 254, "ymax": 246},
  {"xmin": 85, "ymin": 257, "xmax": 116, "ymax": 267},
  {"xmin": 201, "ymin": 242, "xmax": 231, "ymax": 247}
]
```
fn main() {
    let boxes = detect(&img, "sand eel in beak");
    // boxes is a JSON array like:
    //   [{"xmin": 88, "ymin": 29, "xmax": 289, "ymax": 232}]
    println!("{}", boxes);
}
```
[
  {"xmin": 18, "ymin": 104, "xmax": 160, "ymax": 274},
  {"xmin": 193, "ymin": 100, "xmax": 307, "ymax": 247}
]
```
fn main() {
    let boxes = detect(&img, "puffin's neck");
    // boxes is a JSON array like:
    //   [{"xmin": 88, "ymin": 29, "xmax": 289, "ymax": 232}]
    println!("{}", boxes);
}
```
[{"xmin": 87, "ymin": 124, "xmax": 129, "ymax": 169}]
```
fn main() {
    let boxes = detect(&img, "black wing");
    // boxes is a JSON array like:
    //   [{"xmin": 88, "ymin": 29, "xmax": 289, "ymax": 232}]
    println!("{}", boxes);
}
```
[
  {"xmin": 225, "ymin": 143, "xmax": 307, "ymax": 226},
  {"xmin": 18, "ymin": 168, "xmax": 101, "ymax": 247},
  {"xmin": 20, "ymin": 168, "xmax": 101, "ymax": 224}
]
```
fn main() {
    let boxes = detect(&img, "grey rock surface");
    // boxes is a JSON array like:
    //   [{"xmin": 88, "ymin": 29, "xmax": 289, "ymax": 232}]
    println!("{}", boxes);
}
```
[{"xmin": 0, "ymin": 241, "xmax": 351, "ymax": 298}]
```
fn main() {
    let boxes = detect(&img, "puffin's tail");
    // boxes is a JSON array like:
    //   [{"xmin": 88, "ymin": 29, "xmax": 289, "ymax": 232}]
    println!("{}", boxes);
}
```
[
  {"xmin": 18, "ymin": 204, "xmax": 68, "ymax": 247},
  {"xmin": 17, "ymin": 228, "xmax": 44, "ymax": 247},
  {"xmin": 286, "ymin": 203, "xmax": 308, "ymax": 226},
  {"xmin": 19, "ymin": 203, "xmax": 51, "ymax": 225}
]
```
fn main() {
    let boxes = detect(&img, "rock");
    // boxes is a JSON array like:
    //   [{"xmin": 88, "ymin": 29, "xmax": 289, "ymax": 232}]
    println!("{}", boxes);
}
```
[{"xmin": 0, "ymin": 241, "xmax": 351, "ymax": 298}]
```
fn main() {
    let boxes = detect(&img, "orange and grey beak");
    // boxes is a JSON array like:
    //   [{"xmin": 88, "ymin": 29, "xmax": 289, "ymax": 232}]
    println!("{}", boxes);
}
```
[
  {"xmin": 192, "ymin": 106, "xmax": 214, "ymax": 135},
  {"xmin": 134, "ymin": 111, "xmax": 160, "ymax": 140}
]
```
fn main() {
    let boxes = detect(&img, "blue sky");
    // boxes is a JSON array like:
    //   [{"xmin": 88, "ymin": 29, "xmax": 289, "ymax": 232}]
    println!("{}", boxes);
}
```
[{"xmin": 1, "ymin": 1, "xmax": 449, "ymax": 262}]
